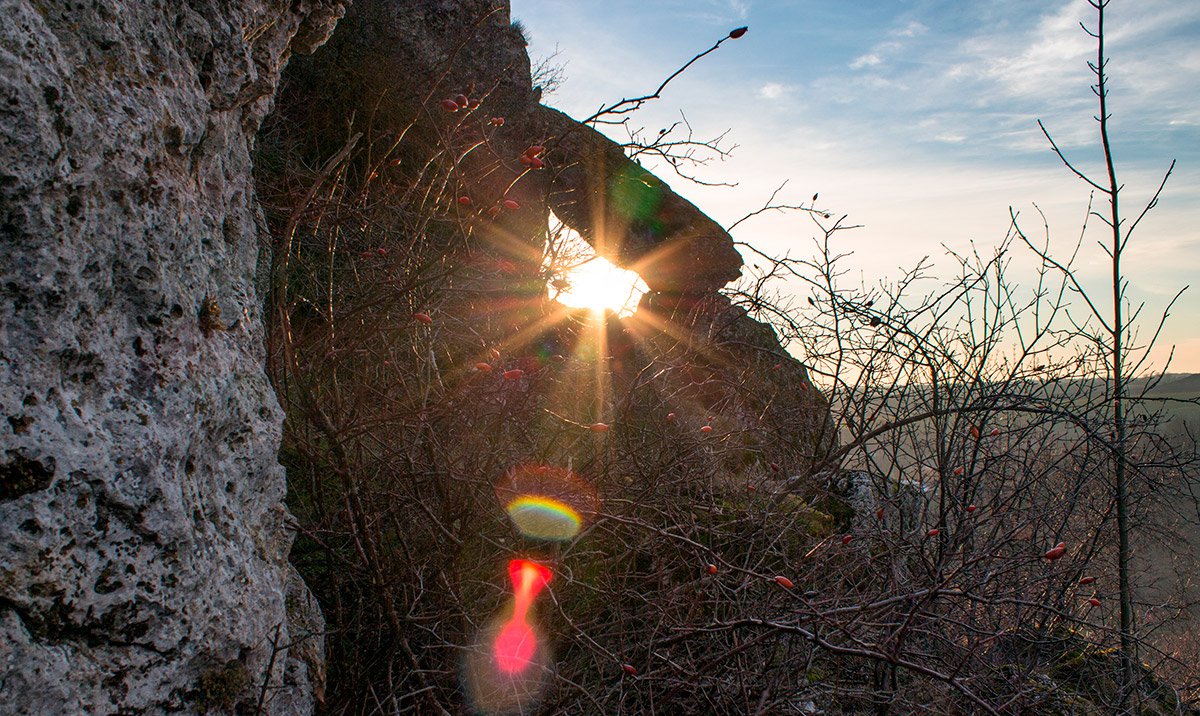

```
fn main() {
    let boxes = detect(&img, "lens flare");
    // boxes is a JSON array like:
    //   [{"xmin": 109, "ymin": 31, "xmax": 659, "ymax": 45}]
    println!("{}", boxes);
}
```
[
  {"xmin": 495, "ymin": 465, "xmax": 600, "ymax": 542},
  {"xmin": 504, "ymin": 496, "xmax": 582, "ymax": 542},
  {"xmin": 494, "ymin": 559, "xmax": 552, "ymax": 674},
  {"xmin": 462, "ymin": 560, "xmax": 554, "ymax": 714}
]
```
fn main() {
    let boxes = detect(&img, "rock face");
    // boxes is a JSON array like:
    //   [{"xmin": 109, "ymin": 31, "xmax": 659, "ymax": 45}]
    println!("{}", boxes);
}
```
[{"xmin": 0, "ymin": 1, "xmax": 344, "ymax": 713}]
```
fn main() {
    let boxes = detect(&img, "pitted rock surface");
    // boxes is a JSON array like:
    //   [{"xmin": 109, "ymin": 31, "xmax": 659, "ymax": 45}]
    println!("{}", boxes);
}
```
[{"xmin": 0, "ymin": 0, "xmax": 344, "ymax": 712}]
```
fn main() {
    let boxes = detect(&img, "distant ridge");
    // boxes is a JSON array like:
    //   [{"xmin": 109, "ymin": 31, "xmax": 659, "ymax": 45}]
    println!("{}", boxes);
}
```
[{"xmin": 1143, "ymin": 373, "xmax": 1200, "ymax": 398}]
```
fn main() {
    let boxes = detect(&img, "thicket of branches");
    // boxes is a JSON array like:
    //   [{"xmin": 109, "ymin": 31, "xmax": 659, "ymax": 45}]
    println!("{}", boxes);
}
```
[{"xmin": 257, "ymin": 2, "xmax": 1199, "ymax": 714}]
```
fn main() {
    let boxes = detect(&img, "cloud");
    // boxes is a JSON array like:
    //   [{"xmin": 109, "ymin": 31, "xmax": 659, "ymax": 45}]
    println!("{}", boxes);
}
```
[
  {"xmin": 757, "ymin": 82, "xmax": 788, "ymax": 99},
  {"xmin": 850, "ymin": 53, "xmax": 882, "ymax": 70},
  {"xmin": 953, "ymin": 0, "xmax": 1200, "ymax": 120},
  {"xmin": 892, "ymin": 20, "xmax": 928, "ymax": 38},
  {"xmin": 848, "ymin": 19, "xmax": 926, "ymax": 71},
  {"xmin": 726, "ymin": 0, "xmax": 750, "ymax": 20}
]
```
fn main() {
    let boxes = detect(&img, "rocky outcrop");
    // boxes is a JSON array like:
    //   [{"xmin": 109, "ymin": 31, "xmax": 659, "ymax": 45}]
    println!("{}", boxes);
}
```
[
  {"xmin": 265, "ymin": 0, "xmax": 826, "ymax": 454},
  {"xmin": 636, "ymin": 292, "xmax": 835, "ymax": 476},
  {"xmin": 269, "ymin": 0, "xmax": 744, "ymax": 297},
  {"xmin": 0, "ymin": 0, "xmax": 830, "ymax": 711},
  {"xmin": 541, "ymin": 106, "xmax": 743, "ymax": 294},
  {"xmin": 0, "ymin": 0, "xmax": 343, "ymax": 712}
]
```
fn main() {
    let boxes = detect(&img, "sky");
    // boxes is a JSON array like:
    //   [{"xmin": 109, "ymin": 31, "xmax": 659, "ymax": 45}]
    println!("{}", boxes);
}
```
[{"xmin": 511, "ymin": 0, "xmax": 1200, "ymax": 372}]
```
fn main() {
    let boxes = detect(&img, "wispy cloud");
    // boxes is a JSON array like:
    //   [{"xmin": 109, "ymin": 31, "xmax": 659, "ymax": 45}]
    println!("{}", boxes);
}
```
[
  {"xmin": 891, "ymin": 20, "xmax": 927, "ymax": 38},
  {"xmin": 847, "ymin": 18, "xmax": 926, "ymax": 72},
  {"xmin": 934, "ymin": 133, "xmax": 966, "ymax": 144},
  {"xmin": 850, "ymin": 53, "xmax": 881, "ymax": 70},
  {"xmin": 726, "ymin": 0, "xmax": 750, "ymax": 21}
]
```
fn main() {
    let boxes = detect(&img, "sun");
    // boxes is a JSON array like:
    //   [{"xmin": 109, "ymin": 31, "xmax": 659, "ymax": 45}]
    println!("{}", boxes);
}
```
[
  {"xmin": 550, "ymin": 256, "xmax": 647, "ymax": 316},
  {"xmin": 546, "ymin": 227, "xmax": 647, "ymax": 316}
]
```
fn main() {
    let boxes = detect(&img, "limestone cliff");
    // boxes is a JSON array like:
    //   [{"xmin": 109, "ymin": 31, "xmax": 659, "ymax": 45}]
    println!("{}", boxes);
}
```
[{"xmin": 0, "ymin": 1, "xmax": 344, "ymax": 712}]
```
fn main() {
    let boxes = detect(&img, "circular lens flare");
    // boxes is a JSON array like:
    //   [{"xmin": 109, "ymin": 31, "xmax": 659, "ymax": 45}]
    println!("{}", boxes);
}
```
[
  {"xmin": 463, "ymin": 616, "xmax": 549, "ymax": 715},
  {"xmin": 505, "ymin": 496, "xmax": 582, "ymax": 542},
  {"xmin": 495, "ymin": 465, "xmax": 600, "ymax": 542},
  {"xmin": 494, "ymin": 619, "xmax": 538, "ymax": 674}
]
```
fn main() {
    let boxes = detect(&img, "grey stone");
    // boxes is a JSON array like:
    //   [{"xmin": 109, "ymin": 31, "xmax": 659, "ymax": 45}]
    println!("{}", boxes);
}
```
[{"xmin": 0, "ymin": 0, "xmax": 345, "ymax": 712}]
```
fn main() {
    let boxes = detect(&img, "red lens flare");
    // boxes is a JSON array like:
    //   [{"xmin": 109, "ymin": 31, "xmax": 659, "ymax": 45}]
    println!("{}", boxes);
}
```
[{"xmin": 494, "ymin": 560, "xmax": 552, "ymax": 674}]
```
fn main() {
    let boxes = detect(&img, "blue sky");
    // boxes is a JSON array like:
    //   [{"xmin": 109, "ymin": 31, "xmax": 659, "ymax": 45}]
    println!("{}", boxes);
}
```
[{"xmin": 512, "ymin": 0, "xmax": 1200, "ymax": 371}]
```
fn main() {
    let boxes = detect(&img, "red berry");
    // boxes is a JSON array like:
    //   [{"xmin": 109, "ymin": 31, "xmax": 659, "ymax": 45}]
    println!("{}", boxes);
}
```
[
  {"xmin": 487, "ymin": 205, "xmax": 502, "ymax": 217},
  {"xmin": 700, "ymin": 425, "xmax": 713, "ymax": 433},
  {"xmin": 1087, "ymin": 597, "xmax": 1101, "ymax": 607},
  {"xmin": 453, "ymin": 94, "xmax": 469, "ymax": 109},
  {"xmin": 773, "ymin": 575, "xmax": 794, "ymax": 589},
  {"xmin": 439, "ymin": 98, "xmax": 459, "ymax": 112},
  {"xmin": 524, "ymin": 145, "xmax": 544, "ymax": 157},
  {"xmin": 413, "ymin": 312, "xmax": 432, "ymax": 325},
  {"xmin": 489, "ymin": 117, "xmax": 505, "ymax": 126},
  {"xmin": 841, "ymin": 534, "xmax": 853, "ymax": 545},
  {"xmin": 953, "ymin": 467, "xmax": 964, "ymax": 476},
  {"xmin": 926, "ymin": 528, "xmax": 940, "ymax": 537},
  {"xmin": 666, "ymin": 412, "xmax": 677, "ymax": 422},
  {"xmin": 589, "ymin": 422, "xmax": 609, "ymax": 433},
  {"xmin": 706, "ymin": 564, "xmax": 718, "ymax": 575},
  {"xmin": 1044, "ymin": 542, "xmax": 1067, "ymax": 561},
  {"xmin": 769, "ymin": 462, "xmax": 780, "ymax": 472},
  {"xmin": 991, "ymin": 428, "xmax": 1001, "ymax": 437},
  {"xmin": 966, "ymin": 504, "xmax": 978, "ymax": 513},
  {"xmin": 1079, "ymin": 576, "xmax": 1095, "ymax": 585},
  {"xmin": 527, "ymin": 157, "xmax": 544, "ymax": 169},
  {"xmin": 503, "ymin": 199, "xmax": 520, "ymax": 210},
  {"xmin": 970, "ymin": 426, "xmax": 981, "ymax": 440},
  {"xmin": 503, "ymin": 369, "xmax": 525, "ymax": 380},
  {"xmin": 473, "ymin": 362, "xmax": 492, "ymax": 372},
  {"xmin": 622, "ymin": 664, "xmax": 638, "ymax": 676},
  {"xmin": 457, "ymin": 196, "xmax": 471, "ymax": 206}
]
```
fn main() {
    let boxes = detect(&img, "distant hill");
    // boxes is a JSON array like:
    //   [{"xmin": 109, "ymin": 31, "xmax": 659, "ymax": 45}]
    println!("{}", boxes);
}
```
[{"xmin": 1145, "ymin": 373, "xmax": 1200, "ymax": 398}]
